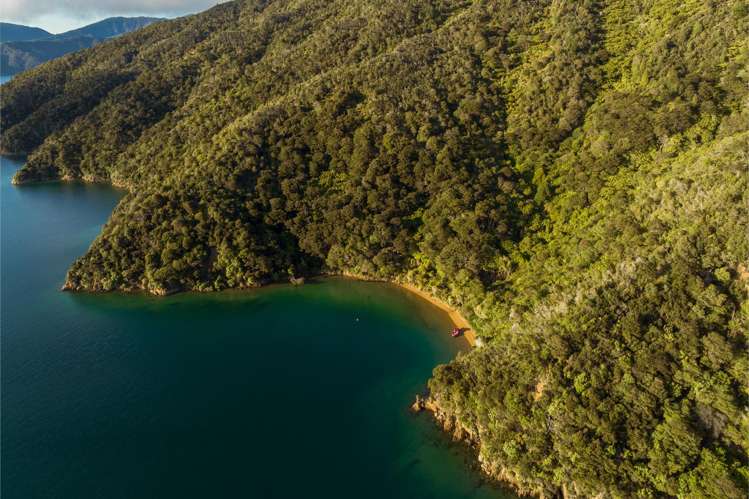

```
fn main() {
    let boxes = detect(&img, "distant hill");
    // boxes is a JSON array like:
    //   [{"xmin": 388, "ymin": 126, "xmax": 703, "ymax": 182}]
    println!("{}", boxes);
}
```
[
  {"xmin": 53, "ymin": 16, "xmax": 163, "ymax": 40},
  {"xmin": 0, "ymin": 22, "xmax": 51, "ymax": 43},
  {"xmin": 0, "ymin": 17, "xmax": 162, "ymax": 75},
  {"xmin": 1, "ymin": 37, "xmax": 99, "ymax": 75}
]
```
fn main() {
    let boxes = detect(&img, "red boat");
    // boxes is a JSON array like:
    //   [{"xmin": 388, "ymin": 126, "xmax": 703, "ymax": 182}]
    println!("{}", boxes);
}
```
[{"xmin": 451, "ymin": 327, "xmax": 461, "ymax": 337}]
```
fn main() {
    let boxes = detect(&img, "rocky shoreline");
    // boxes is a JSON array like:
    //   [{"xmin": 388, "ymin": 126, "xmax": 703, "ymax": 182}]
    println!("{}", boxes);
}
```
[{"xmin": 411, "ymin": 394, "xmax": 560, "ymax": 499}]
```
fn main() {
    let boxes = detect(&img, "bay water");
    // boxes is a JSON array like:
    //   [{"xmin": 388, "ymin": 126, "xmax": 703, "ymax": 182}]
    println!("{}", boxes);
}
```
[{"xmin": 1, "ymin": 155, "xmax": 516, "ymax": 498}]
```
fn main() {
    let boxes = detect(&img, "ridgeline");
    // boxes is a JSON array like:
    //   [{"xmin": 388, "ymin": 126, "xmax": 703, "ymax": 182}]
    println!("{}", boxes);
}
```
[
  {"xmin": 0, "ymin": 17, "xmax": 163, "ymax": 75},
  {"xmin": 2, "ymin": 0, "xmax": 747, "ymax": 496}
]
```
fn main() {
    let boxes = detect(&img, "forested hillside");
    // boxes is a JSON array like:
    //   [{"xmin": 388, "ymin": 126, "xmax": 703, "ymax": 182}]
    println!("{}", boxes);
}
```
[{"xmin": 1, "ymin": 0, "xmax": 747, "ymax": 496}]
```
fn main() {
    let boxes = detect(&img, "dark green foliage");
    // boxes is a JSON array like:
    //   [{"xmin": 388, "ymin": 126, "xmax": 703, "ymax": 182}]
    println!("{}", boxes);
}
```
[{"xmin": 2, "ymin": 0, "xmax": 747, "ymax": 496}]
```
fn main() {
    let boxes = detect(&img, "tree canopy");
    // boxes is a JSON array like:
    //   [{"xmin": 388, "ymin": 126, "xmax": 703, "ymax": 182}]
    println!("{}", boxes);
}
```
[{"xmin": 2, "ymin": 0, "xmax": 747, "ymax": 496}]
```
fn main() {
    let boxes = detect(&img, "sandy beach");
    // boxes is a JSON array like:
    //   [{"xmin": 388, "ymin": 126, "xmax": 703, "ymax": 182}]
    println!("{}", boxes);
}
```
[{"xmin": 396, "ymin": 283, "xmax": 476, "ymax": 347}]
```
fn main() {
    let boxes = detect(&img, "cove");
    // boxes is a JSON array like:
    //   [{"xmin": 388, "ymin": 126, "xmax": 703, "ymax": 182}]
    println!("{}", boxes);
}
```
[{"xmin": 0, "ymin": 155, "xmax": 516, "ymax": 499}]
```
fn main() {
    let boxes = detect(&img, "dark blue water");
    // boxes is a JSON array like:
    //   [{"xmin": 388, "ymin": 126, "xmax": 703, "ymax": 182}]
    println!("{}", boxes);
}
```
[{"xmin": 1, "ymin": 155, "xmax": 514, "ymax": 498}]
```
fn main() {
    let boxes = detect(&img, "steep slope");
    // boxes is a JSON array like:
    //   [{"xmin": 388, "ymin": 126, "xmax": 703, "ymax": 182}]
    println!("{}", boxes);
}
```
[
  {"xmin": 1, "ymin": 0, "xmax": 747, "ymax": 496},
  {"xmin": 431, "ymin": 130, "xmax": 749, "ymax": 497},
  {"xmin": 0, "ymin": 17, "xmax": 163, "ymax": 75}
]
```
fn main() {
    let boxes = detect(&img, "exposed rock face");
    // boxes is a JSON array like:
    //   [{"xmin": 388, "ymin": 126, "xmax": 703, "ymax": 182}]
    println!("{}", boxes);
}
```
[
  {"xmin": 410, "ymin": 394, "xmax": 437, "ymax": 413},
  {"xmin": 148, "ymin": 285, "xmax": 179, "ymax": 296}
]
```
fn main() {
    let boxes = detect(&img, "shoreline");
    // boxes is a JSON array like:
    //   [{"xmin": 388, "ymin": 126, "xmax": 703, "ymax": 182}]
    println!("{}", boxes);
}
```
[
  {"xmin": 327, "ymin": 272, "xmax": 476, "ymax": 347},
  {"xmin": 393, "ymin": 282, "xmax": 476, "ymax": 347},
  {"xmin": 61, "ymin": 270, "xmax": 478, "ymax": 347},
  {"xmin": 12, "ymin": 172, "xmax": 474, "ymax": 349}
]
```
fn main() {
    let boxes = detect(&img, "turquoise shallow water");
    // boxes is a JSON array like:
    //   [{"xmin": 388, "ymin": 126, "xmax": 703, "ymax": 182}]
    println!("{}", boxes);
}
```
[{"xmin": 0, "ymin": 155, "xmax": 516, "ymax": 498}]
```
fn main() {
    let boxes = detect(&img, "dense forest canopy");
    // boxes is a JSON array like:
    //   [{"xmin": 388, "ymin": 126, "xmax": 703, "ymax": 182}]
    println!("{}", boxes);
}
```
[{"xmin": 1, "ymin": 0, "xmax": 747, "ymax": 497}]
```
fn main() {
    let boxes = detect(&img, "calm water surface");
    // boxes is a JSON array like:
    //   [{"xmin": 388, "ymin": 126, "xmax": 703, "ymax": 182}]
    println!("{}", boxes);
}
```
[{"xmin": 1, "ymin": 155, "xmax": 516, "ymax": 498}]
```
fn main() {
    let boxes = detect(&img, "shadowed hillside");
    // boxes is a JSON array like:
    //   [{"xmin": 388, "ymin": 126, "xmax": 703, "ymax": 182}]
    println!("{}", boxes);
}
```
[
  {"xmin": 0, "ymin": 17, "xmax": 162, "ymax": 75},
  {"xmin": 0, "ymin": 22, "xmax": 51, "ymax": 42}
]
